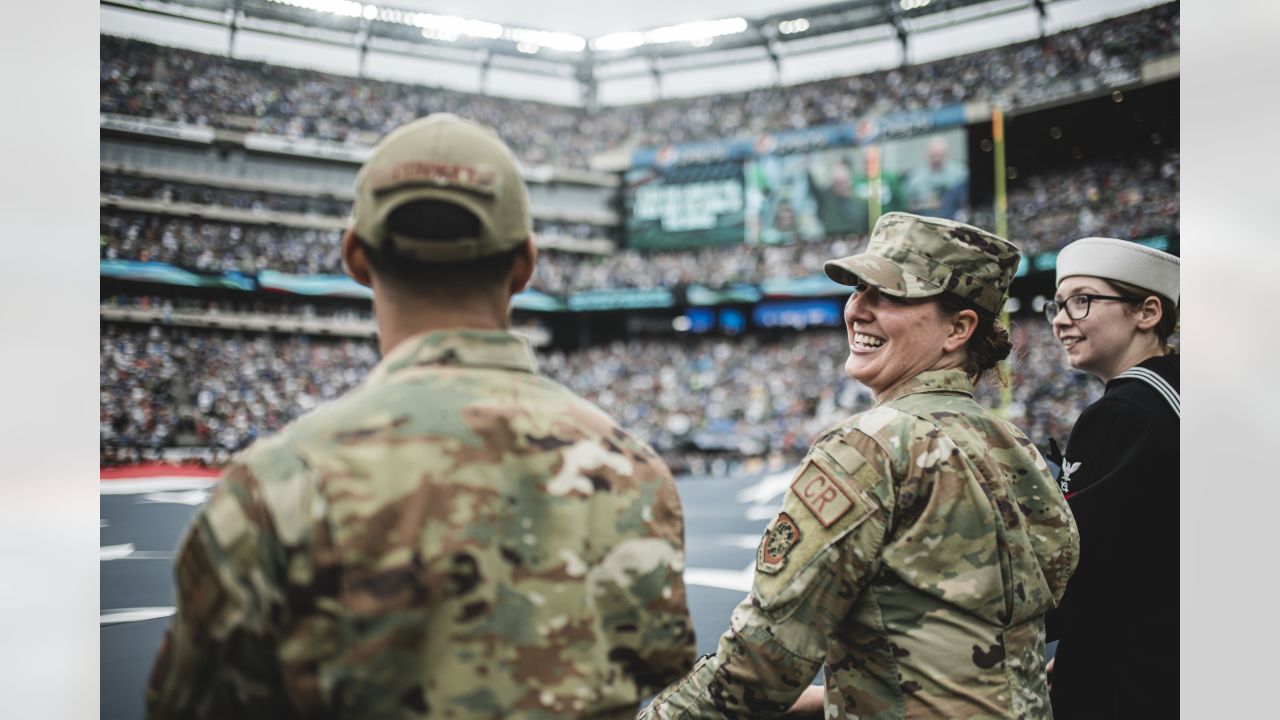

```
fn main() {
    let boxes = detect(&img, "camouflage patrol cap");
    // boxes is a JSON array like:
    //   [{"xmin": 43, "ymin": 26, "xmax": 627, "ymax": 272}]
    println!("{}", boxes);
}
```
[
  {"xmin": 824, "ymin": 212, "xmax": 1021, "ymax": 314},
  {"xmin": 351, "ymin": 113, "xmax": 531, "ymax": 262}
]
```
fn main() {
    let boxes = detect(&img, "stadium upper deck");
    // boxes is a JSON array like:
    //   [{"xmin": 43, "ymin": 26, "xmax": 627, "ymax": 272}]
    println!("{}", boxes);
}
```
[{"xmin": 100, "ymin": 3, "xmax": 1178, "ymax": 170}]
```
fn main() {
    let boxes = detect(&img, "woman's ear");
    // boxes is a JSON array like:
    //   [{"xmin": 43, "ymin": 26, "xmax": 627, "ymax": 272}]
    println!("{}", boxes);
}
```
[
  {"xmin": 944, "ymin": 308, "xmax": 979, "ymax": 353},
  {"xmin": 1136, "ymin": 295, "xmax": 1163, "ymax": 331}
]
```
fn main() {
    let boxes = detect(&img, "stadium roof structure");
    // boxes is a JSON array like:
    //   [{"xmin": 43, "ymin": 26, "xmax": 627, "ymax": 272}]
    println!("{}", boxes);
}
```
[{"xmin": 102, "ymin": 0, "xmax": 1057, "ymax": 107}]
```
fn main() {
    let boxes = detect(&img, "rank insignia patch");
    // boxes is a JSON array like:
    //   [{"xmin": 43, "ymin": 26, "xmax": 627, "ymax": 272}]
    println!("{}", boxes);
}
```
[
  {"xmin": 792, "ymin": 458, "xmax": 854, "ymax": 527},
  {"xmin": 757, "ymin": 511, "xmax": 802, "ymax": 574}
]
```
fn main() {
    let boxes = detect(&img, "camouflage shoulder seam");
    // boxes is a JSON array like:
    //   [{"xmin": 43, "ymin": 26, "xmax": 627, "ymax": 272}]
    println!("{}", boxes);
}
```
[
  {"xmin": 842, "ymin": 405, "xmax": 920, "ymax": 464},
  {"xmin": 809, "ymin": 415, "xmax": 861, "ymax": 455}
]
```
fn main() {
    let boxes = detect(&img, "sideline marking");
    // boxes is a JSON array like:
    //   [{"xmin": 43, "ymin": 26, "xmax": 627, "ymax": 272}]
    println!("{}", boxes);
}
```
[
  {"xmin": 123, "ymin": 551, "xmax": 176, "ymax": 561},
  {"xmin": 736, "ymin": 470, "xmax": 793, "ymax": 506},
  {"xmin": 141, "ymin": 489, "xmax": 210, "ymax": 506},
  {"xmin": 101, "ymin": 477, "xmax": 216, "ymax": 495},
  {"xmin": 737, "ymin": 468, "xmax": 796, "ymax": 522},
  {"xmin": 101, "ymin": 543, "xmax": 136, "ymax": 561},
  {"xmin": 101, "ymin": 607, "xmax": 175, "ymax": 625},
  {"xmin": 684, "ymin": 563, "xmax": 755, "ymax": 593}
]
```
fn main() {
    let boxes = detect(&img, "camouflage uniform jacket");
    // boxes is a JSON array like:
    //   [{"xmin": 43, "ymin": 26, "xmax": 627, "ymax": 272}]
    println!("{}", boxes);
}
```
[
  {"xmin": 644, "ymin": 369, "xmax": 1078, "ymax": 719},
  {"xmin": 147, "ymin": 329, "xmax": 696, "ymax": 719}
]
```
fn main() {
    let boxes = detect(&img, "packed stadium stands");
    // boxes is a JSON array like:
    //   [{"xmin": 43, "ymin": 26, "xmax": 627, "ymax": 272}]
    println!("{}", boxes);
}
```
[
  {"xmin": 98, "ymin": 2, "xmax": 1179, "ymax": 472},
  {"xmin": 100, "ymin": 3, "xmax": 1178, "ymax": 170},
  {"xmin": 972, "ymin": 149, "xmax": 1179, "ymax": 257},
  {"xmin": 100, "ymin": 318, "xmax": 1101, "ymax": 475}
]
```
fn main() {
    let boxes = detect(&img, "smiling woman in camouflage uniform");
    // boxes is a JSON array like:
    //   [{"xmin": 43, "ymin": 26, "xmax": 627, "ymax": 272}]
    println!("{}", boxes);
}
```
[{"xmin": 643, "ymin": 213, "xmax": 1079, "ymax": 720}]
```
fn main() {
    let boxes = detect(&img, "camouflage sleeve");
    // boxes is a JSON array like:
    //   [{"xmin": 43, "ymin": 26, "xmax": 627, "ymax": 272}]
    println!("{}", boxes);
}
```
[
  {"xmin": 145, "ymin": 460, "xmax": 294, "ymax": 720},
  {"xmin": 642, "ymin": 435, "xmax": 892, "ymax": 720},
  {"xmin": 628, "ymin": 457, "xmax": 700, "ymax": 694}
]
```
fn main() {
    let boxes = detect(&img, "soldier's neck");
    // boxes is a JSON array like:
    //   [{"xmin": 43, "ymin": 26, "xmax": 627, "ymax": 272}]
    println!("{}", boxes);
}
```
[{"xmin": 373, "ymin": 296, "xmax": 509, "ymax": 356}]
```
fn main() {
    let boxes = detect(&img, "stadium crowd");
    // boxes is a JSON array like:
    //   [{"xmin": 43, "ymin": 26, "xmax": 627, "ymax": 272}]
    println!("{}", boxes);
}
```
[
  {"xmin": 972, "ymin": 150, "xmax": 1179, "ymax": 257},
  {"xmin": 100, "ymin": 210, "xmax": 344, "ymax": 275},
  {"xmin": 101, "ymin": 318, "xmax": 1102, "ymax": 475},
  {"xmin": 101, "ymin": 173, "xmax": 351, "ymax": 217},
  {"xmin": 101, "ymin": 324, "xmax": 379, "ymax": 460},
  {"xmin": 100, "ymin": 4, "xmax": 1178, "ymax": 169},
  {"xmin": 102, "ymin": 294, "xmax": 375, "ymax": 323}
]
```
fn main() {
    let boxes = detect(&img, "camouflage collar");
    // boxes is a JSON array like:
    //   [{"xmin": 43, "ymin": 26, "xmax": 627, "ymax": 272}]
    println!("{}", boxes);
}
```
[
  {"xmin": 365, "ymin": 329, "xmax": 538, "ymax": 385},
  {"xmin": 877, "ymin": 369, "xmax": 974, "ymax": 404}
]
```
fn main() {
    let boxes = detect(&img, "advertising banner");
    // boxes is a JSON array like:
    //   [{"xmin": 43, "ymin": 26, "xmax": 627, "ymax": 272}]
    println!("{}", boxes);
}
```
[
  {"xmin": 244, "ymin": 133, "xmax": 373, "ymax": 164},
  {"xmin": 258, "ymin": 270, "xmax": 373, "ymax": 299},
  {"xmin": 100, "ymin": 114, "xmax": 216, "ymax": 144},
  {"xmin": 99, "ymin": 260, "xmax": 254, "ymax": 290}
]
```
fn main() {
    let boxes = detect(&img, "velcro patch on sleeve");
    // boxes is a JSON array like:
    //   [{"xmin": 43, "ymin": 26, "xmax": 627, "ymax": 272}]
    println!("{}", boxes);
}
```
[
  {"xmin": 791, "ymin": 457, "xmax": 855, "ymax": 528},
  {"xmin": 756, "ymin": 511, "xmax": 803, "ymax": 575}
]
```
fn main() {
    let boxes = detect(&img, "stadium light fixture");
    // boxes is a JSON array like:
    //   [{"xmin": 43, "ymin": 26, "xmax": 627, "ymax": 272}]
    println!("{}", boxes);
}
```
[
  {"xmin": 645, "ymin": 18, "xmax": 748, "ymax": 45},
  {"xmin": 421, "ymin": 28, "xmax": 457, "ymax": 42},
  {"xmin": 778, "ymin": 18, "xmax": 810, "ymax": 35},
  {"xmin": 413, "ymin": 14, "xmax": 503, "ymax": 41},
  {"xmin": 592, "ymin": 32, "xmax": 645, "ymax": 52},
  {"xmin": 593, "ymin": 17, "xmax": 747, "ymax": 51},
  {"xmin": 505, "ymin": 28, "xmax": 587, "ymax": 53},
  {"xmin": 268, "ymin": 0, "xmax": 364, "ymax": 18},
  {"xmin": 268, "ymin": 0, "xmax": 585, "ymax": 53}
]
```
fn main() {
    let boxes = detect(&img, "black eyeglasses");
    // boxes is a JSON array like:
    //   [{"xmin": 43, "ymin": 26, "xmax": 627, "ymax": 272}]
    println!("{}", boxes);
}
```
[{"xmin": 1043, "ymin": 293, "xmax": 1132, "ymax": 322}]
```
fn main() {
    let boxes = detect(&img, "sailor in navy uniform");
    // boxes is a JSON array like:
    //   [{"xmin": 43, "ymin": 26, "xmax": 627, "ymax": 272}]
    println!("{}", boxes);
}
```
[{"xmin": 1042, "ymin": 237, "xmax": 1180, "ymax": 719}]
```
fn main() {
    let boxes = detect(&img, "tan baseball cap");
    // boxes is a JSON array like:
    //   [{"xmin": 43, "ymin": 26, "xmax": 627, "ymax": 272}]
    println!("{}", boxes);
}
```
[
  {"xmin": 350, "ymin": 113, "xmax": 531, "ymax": 262},
  {"xmin": 824, "ymin": 212, "xmax": 1021, "ymax": 314}
]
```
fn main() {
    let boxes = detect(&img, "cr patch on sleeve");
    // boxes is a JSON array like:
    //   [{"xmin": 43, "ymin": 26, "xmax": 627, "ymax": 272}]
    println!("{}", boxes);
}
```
[
  {"xmin": 792, "ymin": 457, "xmax": 854, "ymax": 528},
  {"xmin": 757, "ymin": 511, "xmax": 802, "ymax": 574}
]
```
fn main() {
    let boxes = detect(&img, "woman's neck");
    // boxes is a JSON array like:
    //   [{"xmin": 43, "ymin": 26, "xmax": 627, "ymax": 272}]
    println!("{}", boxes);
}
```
[{"xmin": 1098, "ymin": 337, "xmax": 1164, "ymax": 383}]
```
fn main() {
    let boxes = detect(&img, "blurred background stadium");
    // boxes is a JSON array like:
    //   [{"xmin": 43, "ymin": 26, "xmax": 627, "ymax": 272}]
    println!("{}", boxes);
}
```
[{"xmin": 98, "ymin": 0, "xmax": 1178, "ymax": 715}]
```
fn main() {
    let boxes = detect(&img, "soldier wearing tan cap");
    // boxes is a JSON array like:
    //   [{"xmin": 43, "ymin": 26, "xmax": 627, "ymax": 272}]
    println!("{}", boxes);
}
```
[
  {"xmin": 146, "ymin": 115, "xmax": 696, "ymax": 719},
  {"xmin": 1043, "ymin": 237, "xmax": 1180, "ymax": 719},
  {"xmin": 644, "ymin": 212, "xmax": 1078, "ymax": 719}
]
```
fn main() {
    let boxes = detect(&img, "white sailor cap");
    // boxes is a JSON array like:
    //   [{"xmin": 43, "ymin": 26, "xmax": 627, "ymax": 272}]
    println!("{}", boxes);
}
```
[{"xmin": 1055, "ymin": 237, "xmax": 1180, "ymax": 304}]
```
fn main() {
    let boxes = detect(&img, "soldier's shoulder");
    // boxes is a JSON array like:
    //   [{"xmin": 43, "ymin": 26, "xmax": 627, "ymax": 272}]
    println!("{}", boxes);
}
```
[
  {"xmin": 225, "ymin": 383, "xmax": 384, "ymax": 484},
  {"xmin": 532, "ymin": 376, "xmax": 669, "ymax": 464},
  {"xmin": 820, "ymin": 404, "xmax": 933, "ymax": 459}
]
